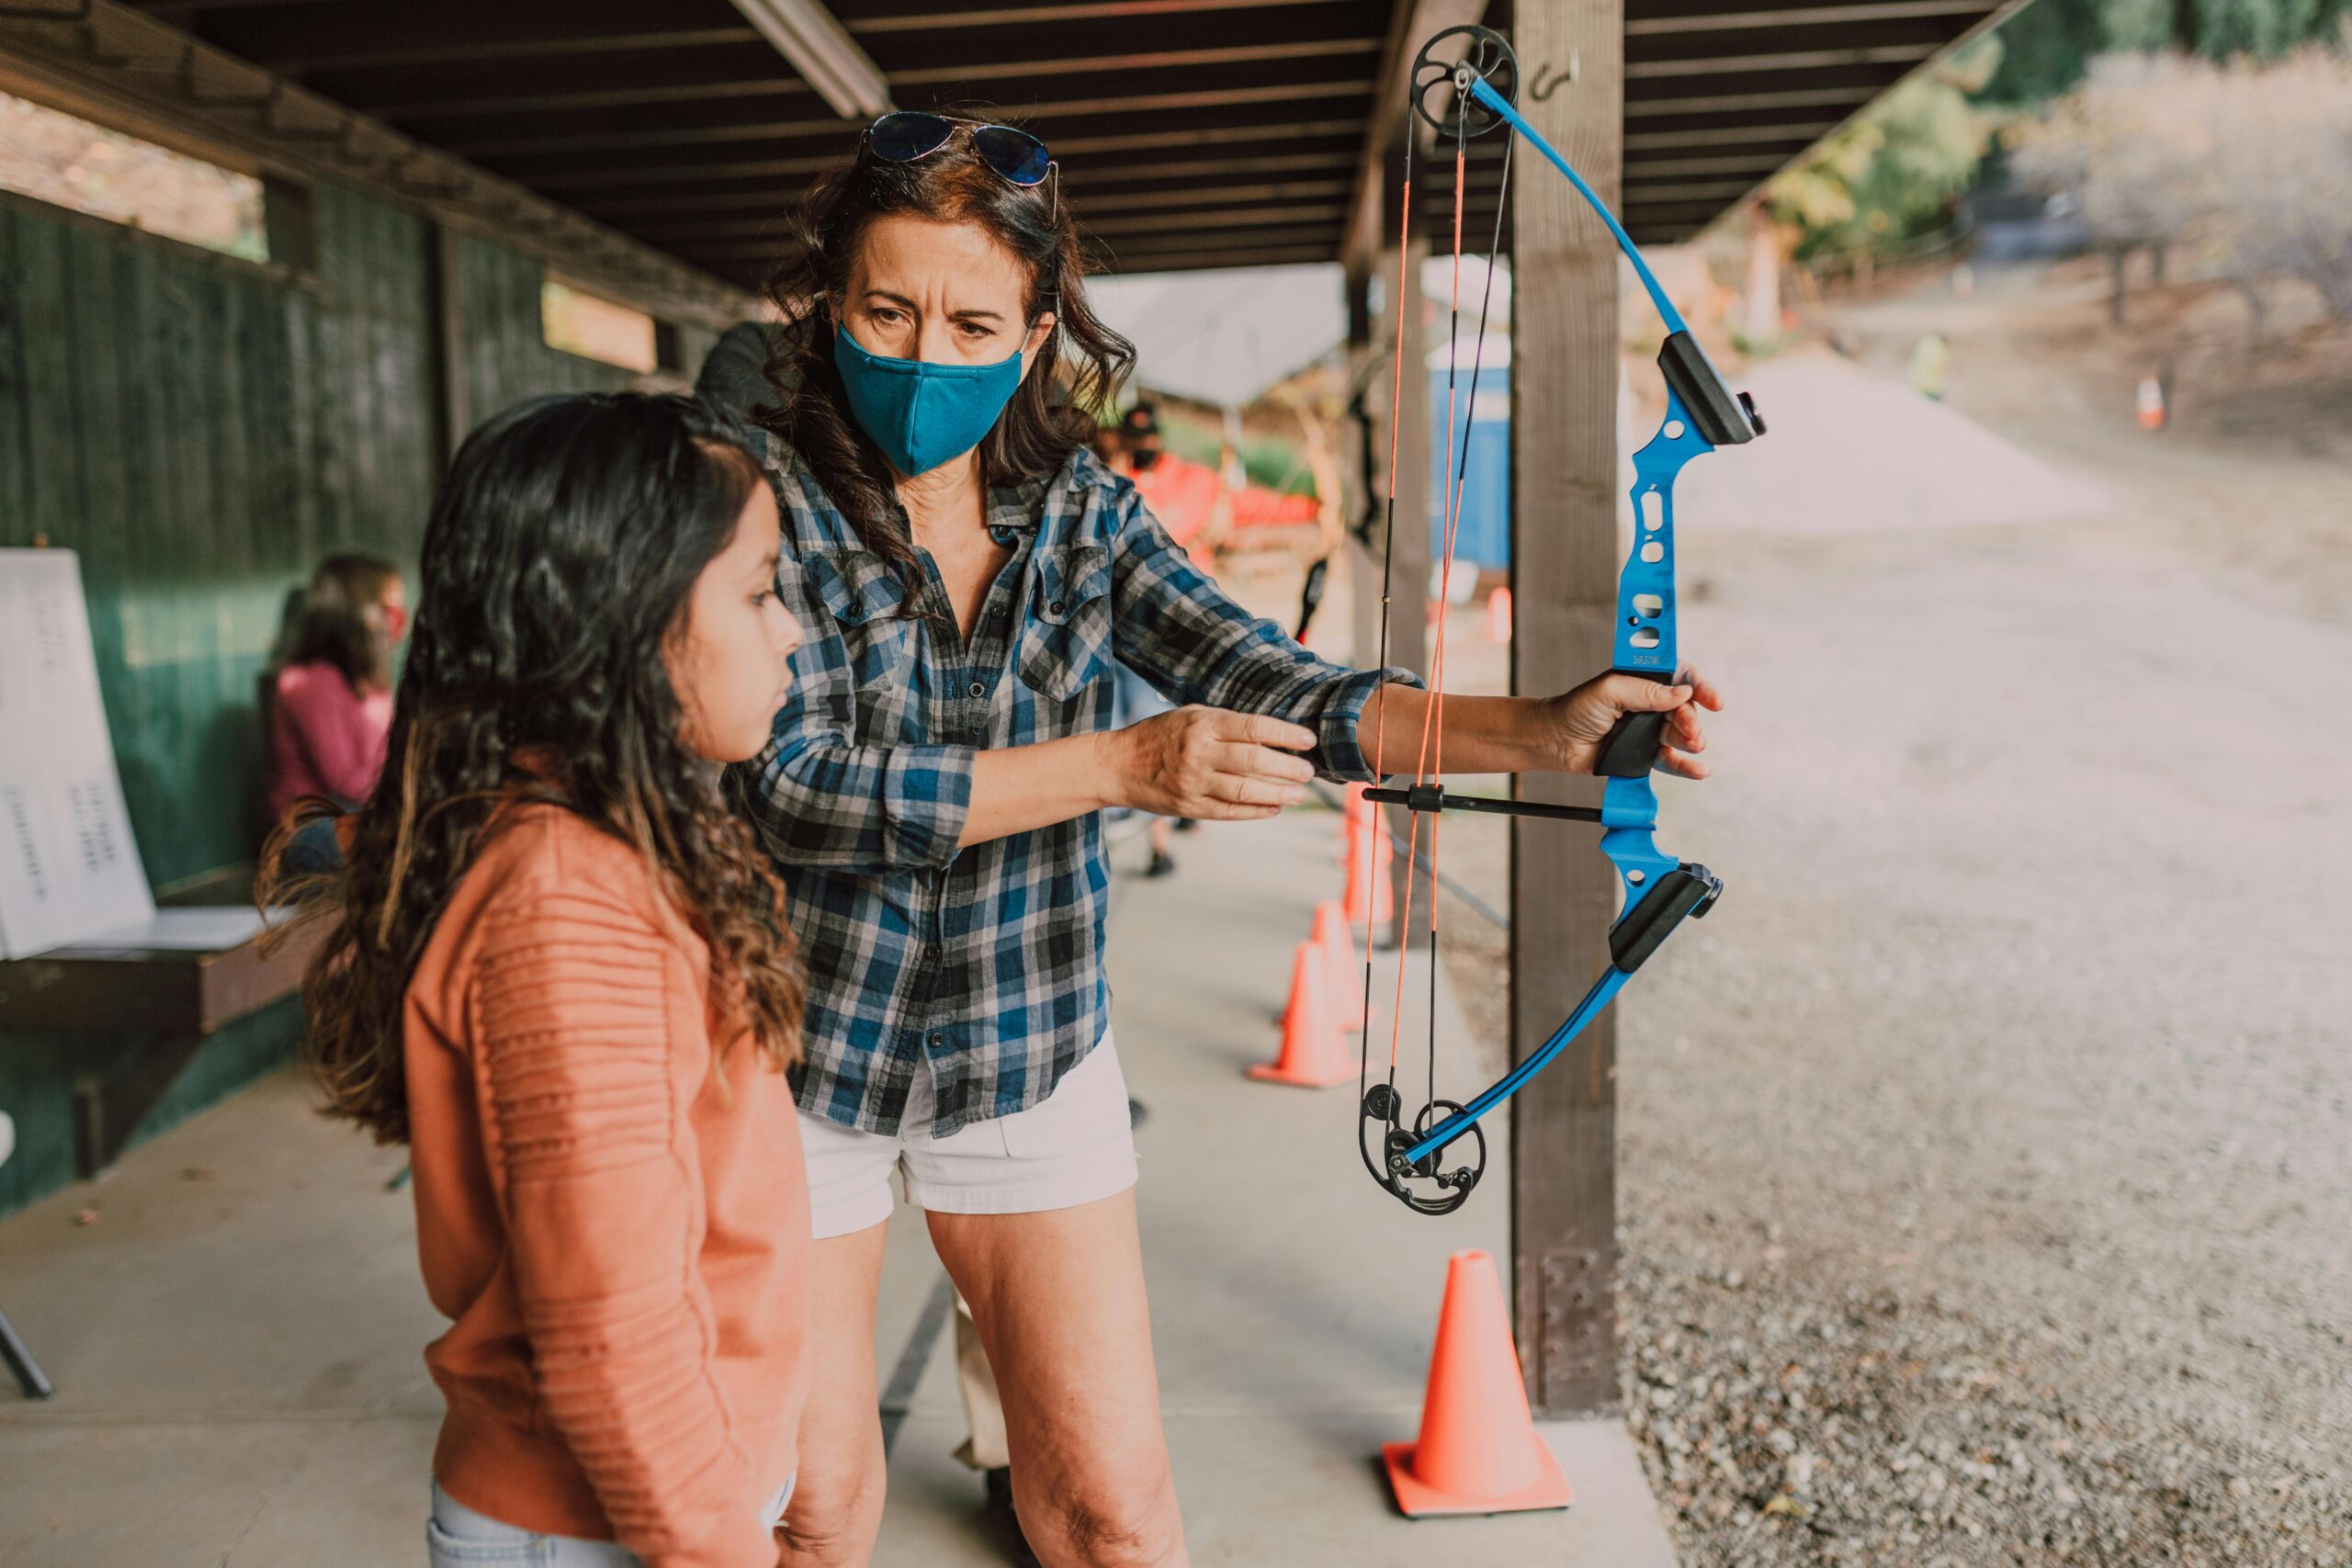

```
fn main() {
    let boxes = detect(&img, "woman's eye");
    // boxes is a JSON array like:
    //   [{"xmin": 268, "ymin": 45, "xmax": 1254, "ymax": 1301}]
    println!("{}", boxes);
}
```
[{"xmin": 958, "ymin": 321, "xmax": 990, "ymax": 339}]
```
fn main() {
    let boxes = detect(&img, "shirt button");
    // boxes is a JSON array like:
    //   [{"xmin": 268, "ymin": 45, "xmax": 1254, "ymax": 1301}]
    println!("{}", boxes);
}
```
[
  {"xmin": 968, "ymin": 681, "xmax": 985, "ymax": 698},
  {"xmin": 1048, "ymin": 599, "xmax": 1065, "ymax": 615},
  {"xmin": 929, "ymin": 1033, "xmax": 944, "ymax": 1048}
]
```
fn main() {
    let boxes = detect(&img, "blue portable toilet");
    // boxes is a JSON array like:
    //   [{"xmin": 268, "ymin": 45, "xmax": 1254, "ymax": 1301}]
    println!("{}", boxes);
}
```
[{"xmin": 1429, "ymin": 365, "xmax": 1510, "ymax": 568}]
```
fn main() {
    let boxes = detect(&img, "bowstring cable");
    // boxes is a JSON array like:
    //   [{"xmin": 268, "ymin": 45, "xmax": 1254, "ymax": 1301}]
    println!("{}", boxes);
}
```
[
  {"xmin": 1359, "ymin": 130, "xmax": 1414, "ymax": 1104},
  {"xmin": 1426, "ymin": 130, "xmax": 1514, "ymax": 1123},
  {"xmin": 1384, "ymin": 121, "xmax": 1470, "ymax": 1105}
]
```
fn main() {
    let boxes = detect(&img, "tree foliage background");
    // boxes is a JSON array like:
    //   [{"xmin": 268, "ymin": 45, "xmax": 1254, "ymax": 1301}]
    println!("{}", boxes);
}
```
[
  {"xmin": 2009, "ymin": 48, "xmax": 2352, "ymax": 318},
  {"xmin": 1760, "ymin": 0, "xmax": 2351, "ymax": 264}
]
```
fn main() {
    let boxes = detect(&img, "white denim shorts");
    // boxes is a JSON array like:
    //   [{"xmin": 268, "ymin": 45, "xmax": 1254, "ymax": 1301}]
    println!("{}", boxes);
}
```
[
  {"xmin": 800, "ymin": 1033, "xmax": 1139, "ymax": 1240},
  {"xmin": 425, "ymin": 1475, "xmax": 791, "ymax": 1566}
]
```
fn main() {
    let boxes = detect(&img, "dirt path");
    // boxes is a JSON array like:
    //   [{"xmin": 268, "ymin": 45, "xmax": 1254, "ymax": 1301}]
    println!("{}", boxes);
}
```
[{"xmin": 1415, "ymin": 261, "xmax": 2352, "ymax": 1565}]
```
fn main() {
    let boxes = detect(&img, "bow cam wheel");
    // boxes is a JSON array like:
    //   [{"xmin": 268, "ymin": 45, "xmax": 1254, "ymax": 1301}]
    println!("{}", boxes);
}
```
[{"xmin": 1411, "ymin": 25, "xmax": 1520, "ymax": 139}]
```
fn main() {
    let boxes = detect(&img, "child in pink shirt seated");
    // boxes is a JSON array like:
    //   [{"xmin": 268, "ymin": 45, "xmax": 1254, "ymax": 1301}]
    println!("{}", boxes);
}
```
[{"xmin": 266, "ymin": 554, "xmax": 404, "ymax": 820}]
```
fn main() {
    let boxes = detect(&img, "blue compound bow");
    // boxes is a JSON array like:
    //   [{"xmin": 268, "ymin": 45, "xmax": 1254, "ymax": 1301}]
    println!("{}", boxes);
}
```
[{"xmin": 1355, "ymin": 25, "xmax": 1763, "ymax": 1216}]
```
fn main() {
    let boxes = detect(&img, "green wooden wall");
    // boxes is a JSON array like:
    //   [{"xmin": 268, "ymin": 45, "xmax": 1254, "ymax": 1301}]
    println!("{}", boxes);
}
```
[{"xmin": 0, "ymin": 179, "xmax": 709, "ymax": 1216}]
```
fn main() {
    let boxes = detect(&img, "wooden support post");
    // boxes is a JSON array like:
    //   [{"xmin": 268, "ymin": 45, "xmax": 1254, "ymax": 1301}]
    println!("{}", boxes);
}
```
[{"xmin": 1509, "ymin": 0, "xmax": 1625, "ymax": 1417}]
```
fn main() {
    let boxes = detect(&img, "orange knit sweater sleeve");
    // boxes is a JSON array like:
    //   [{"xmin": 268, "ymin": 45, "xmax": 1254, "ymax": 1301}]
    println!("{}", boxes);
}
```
[{"xmin": 469, "ymin": 882, "xmax": 776, "ymax": 1568}]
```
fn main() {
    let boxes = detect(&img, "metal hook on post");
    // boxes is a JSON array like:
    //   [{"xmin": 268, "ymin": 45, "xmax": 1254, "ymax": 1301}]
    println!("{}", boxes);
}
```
[{"xmin": 1530, "ymin": 54, "xmax": 1579, "ymax": 102}]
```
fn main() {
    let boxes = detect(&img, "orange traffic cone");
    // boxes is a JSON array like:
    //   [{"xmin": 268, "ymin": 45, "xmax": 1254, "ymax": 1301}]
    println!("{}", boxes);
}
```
[
  {"xmin": 2136, "ymin": 372, "xmax": 2166, "ymax": 431},
  {"xmin": 1485, "ymin": 585, "xmax": 1512, "ymax": 643},
  {"xmin": 1384, "ymin": 1250, "xmax": 1575, "ymax": 1517},
  {"xmin": 1343, "ymin": 808, "xmax": 1394, "ymax": 928},
  {"xmin": 1249, "ymin": 941, "xmax": 1354, "ymax": 1088},
  {"xmin": 1311, "ymin": 899, "xmax": 1367, "ymax": 1029}
]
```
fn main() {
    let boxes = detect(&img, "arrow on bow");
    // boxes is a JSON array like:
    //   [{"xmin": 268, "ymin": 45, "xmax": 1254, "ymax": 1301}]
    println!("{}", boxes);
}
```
[{"xmin": 1354, "ymin": 24, "xmax": 1763, "ymax": 1217}]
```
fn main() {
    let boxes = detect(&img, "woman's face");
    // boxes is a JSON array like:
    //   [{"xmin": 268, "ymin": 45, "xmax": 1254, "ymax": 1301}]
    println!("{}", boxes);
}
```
[
  {"xmin": 840, "ymin": 214, "xmax": 1056, "ymax": 368},
  {"xmin": 673, "ymin": 483, "xmax": 804, "ymax": 764}
]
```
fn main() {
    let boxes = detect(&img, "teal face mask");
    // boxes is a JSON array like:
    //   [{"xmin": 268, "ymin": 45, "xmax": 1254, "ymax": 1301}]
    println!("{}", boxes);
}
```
[{"xmin": 833, "ymin": 321, "xmax": 1025, "ymax": 479}]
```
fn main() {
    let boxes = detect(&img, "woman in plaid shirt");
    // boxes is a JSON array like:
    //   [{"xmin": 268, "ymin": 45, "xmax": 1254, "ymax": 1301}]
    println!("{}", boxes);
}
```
[{"xmin": 710, "ymin": 115, "xmax": 1721, "ymax": 1568}]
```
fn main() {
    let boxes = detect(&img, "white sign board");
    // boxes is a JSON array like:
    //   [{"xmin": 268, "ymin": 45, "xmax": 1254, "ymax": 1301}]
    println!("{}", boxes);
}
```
[{"xmin": 0, "ymin": 549, "xmax": 153, "ymax": 959}]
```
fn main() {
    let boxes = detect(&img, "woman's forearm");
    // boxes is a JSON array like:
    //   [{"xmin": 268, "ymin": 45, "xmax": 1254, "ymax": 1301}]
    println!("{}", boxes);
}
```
[
  {"xmin": 1359, "ymin": 684, "xmax": 1560, "ymax": 777},
  {"xmin": 962, "ymin": 732, "xmax": 1120, "ymax": 849}
]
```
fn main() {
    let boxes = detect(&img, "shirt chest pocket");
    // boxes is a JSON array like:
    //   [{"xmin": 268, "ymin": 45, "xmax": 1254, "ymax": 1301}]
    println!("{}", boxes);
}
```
[
  {"xmin": 807, "ymin": 548, "xmax": 919, "ymax": 740},
  {"xmin": 1015, "ymin": 543, "xmax": 1113, "ymax": 705}
]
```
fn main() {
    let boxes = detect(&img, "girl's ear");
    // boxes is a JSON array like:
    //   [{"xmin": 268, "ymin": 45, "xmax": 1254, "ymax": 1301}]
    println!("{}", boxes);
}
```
[{"xmin": 1021, "ymin": 312, "xmax": 1057, "ymax": 375}]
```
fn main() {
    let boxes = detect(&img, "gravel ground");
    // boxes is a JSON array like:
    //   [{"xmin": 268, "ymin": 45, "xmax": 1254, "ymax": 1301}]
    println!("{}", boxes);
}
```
[{"xmin": 1413, "ymin": 262, "xmax": 2352, "ymax": 1565}]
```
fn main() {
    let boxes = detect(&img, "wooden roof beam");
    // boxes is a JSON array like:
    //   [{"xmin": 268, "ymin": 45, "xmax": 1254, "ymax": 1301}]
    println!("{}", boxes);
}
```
[
  {"xmin": 1627, "ymin": 0, "xmax": 1991, "ymax": 35},
  {"xmin": 1626, "ymin": 85, "xmax": 1878, "ymax": 118},
  {"xmin": 368, "ymin": 37, "xmax": 1380, "ymax": 122},
  {"xmin": 1625, "ymin": 42, "xmax": 1939, "ymax": 78},
  {"xmin": 452, "ymin": 79, "xmax": 1375, "ymax": 161},
  {"xmin": 0, "ymin": 0, "xmax": 753, "ymax": 325},
  {"xmin": 187, "ymin": 1, "xmax": 763, "ymax": 74},
  {"xmin": 633, "ymin": 180, "xmax": 1358, "ymax": 241},
  {"xmin": 571, "ymin": 149, "xmax": 1363, "ymax": 217},
  {"xmin": 1625, "ymin": 119, "xmax": 1843, "ymax": 149},
  {"xmin": 852, "ymin": 0, "xmax": 1371, "ymax": 33}
]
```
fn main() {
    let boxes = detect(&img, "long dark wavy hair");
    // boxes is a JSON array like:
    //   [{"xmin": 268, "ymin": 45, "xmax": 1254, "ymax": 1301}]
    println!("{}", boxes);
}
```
[
  {"xmin": 263, "ymin": 393, "xmax": 806, "ymax": 1145},
  {"xmin": 760, "ymin": 114, "xmax": 1136, "ymax": 589}
]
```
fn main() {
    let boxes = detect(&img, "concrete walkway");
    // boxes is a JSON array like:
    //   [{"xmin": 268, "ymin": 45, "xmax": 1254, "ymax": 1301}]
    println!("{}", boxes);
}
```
[{"xmin": 0, "ymin": 803, "xmax": 1677, "ymax": 1567}]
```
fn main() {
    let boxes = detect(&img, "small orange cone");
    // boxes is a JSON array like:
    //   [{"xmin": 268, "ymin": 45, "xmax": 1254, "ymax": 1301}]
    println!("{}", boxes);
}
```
[
  {"xmin": 2136, "ymin": 372, "xmax": 2166, "ymax": 431},
  {"xmin": 1249, "ymin": 941, "xmax": 1354, "ymax": 1088},
  {"xmin": 1384, "ymin": 1250, "xmax": 1575, "ymax": 1517},
  {"xmin": 1310, "ymin": 899, "xmax": 1367, "ymax": 1029},
  {"xmin": 1485, "ymin": 585, "xmax": 1512, "ymax": 643},
  {"xmin": 1343, "ymin": 808, "xmax": 1394, "ymax": 928}
]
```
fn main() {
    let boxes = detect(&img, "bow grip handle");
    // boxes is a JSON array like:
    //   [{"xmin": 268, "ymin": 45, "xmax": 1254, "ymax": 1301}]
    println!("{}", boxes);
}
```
[{"xmin": 1595, "ymin": 671, "xmax": 1674, "ymax": 778}]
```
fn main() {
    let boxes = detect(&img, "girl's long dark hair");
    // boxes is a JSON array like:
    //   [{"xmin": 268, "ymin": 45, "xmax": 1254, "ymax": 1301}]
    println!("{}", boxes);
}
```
[
  {"xmin": 264, "ymin": 393, "xmax": 805, "ymax": 1145},
  {"xmin": 761, "ymin": 117, "xmax": 1136, "ymax": 588}
]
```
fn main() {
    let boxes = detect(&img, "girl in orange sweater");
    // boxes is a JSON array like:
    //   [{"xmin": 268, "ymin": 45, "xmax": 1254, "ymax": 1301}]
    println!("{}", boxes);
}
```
[{"xmin": 270, "ymin": 393, "xmax": 811, "ymax": 1568}]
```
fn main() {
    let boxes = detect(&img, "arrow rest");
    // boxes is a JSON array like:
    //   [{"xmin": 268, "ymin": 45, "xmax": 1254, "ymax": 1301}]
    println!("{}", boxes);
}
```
[
  {"xmin": 1360, "ymin": 1083, "xmax": 1487, "ymax": 1216},
  {"xmin": 1410, "ymin": 24, "xmax": 1519, "ymax": 139}
]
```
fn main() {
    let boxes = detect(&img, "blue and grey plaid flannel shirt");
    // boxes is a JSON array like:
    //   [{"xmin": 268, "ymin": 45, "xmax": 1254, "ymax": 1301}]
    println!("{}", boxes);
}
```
[{"xmin": 737, "ymin": 441, "xmax": 1410, "ymax": 1136}]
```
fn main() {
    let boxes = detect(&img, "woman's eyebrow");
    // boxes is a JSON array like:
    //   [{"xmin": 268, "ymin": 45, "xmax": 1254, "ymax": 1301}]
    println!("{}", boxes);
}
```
[{"xmin": 950, "ymin": 307, "xmax": 1005, "ymax": 322}]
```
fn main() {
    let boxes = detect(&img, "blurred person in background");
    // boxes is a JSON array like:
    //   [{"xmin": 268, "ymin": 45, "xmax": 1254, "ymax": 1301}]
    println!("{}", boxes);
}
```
[
  {"xmin": 1114, "ymin": 400, "xmax": 1222, "ymax": 566},
  {"xmin": 707, "ymin": 108, "xmax": 1719, "ymax": 1568},
  {"xmin": 264, "ymin": 554, "xmax": 405, "ymax": 875}
]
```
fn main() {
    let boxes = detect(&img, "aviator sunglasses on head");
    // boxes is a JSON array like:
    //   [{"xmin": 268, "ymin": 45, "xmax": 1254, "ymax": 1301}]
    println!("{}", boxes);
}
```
[{"xmin": 864, "ymin": 111, "xmax": 1058, "ymax": 212}]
